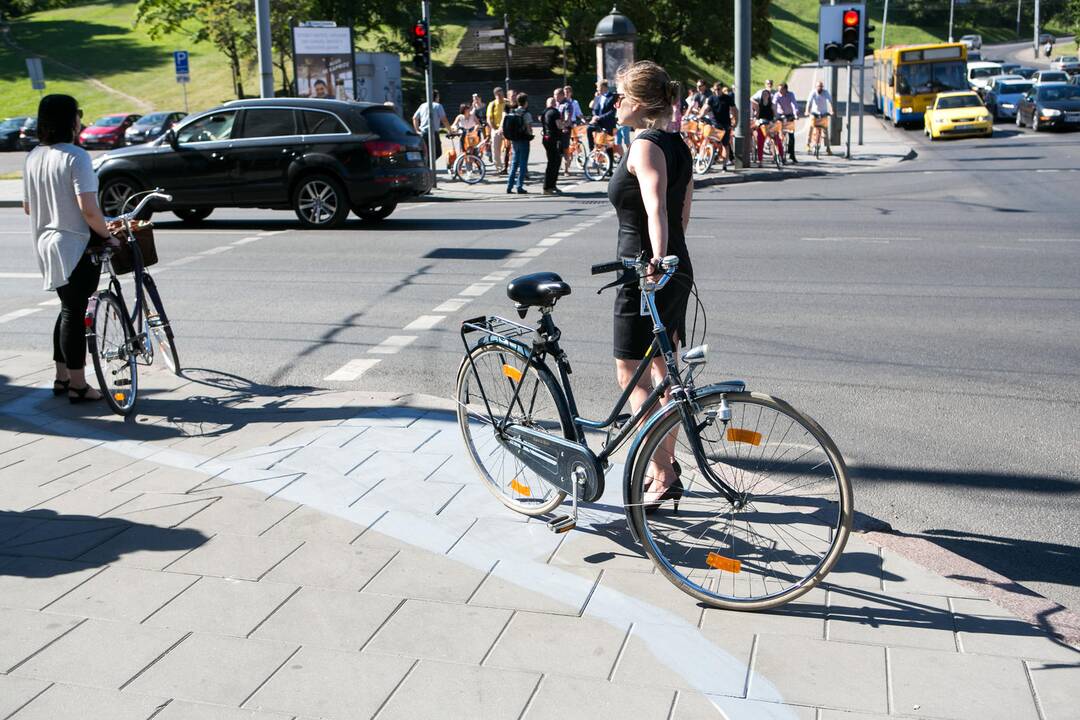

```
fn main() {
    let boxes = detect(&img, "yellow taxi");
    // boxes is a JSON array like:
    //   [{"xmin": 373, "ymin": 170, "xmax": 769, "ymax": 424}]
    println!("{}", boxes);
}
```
[{"xmin": 923, "ymin": 91, "xmax": 993, "ymax": 140}]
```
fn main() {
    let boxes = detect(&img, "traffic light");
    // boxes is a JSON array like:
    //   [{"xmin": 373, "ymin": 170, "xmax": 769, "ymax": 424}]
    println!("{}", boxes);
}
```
[
  {"xmin": 841, "ymin": 8, "xmax": 860, "ymax": 61},
  {"xmin": 864, "ymin": 21, "xmax": 875, "ymax": 55},
  {"xmin": 824, "ymin": 39, "xmax": 841, "ymax": 62},
  {"xmin": 411, "ymin": 20, "xmax": 429, "ymax": 71}
]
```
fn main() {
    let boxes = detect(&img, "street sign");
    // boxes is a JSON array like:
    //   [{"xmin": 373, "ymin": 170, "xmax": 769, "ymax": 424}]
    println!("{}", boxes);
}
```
[
  {"xmin": 301, "ymin": 20, "xmax": 337, "ymax": 27},
  {"xmin": 26, "ymin": 57, "xmax": 45, "ymax": 91},
  {"xmin": 173, "ymin": 50, "xmax": 190, "ymax": 83},
  {"xmin": 476, "ymin": 42, "xmax": 506, "ymax": 51},
  {"xmin": 475, "ymin": 28, "xmax": 504, "ymax": 38}
]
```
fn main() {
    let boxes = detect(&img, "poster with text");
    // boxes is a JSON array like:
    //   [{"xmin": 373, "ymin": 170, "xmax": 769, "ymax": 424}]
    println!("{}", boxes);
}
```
[{"xmin": 292, "ymin": 26, "xmax": 355, "ymax": 100}]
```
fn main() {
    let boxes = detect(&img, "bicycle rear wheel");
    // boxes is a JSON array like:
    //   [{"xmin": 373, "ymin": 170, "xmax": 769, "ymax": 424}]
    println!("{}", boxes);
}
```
[
  {"xmin": 628, "ymin": 390, "xmax": 852, "ymax": 611},
  {"xmin": 88, "ymin": 291, "xmax": 138, "ymax": 415},
  {"xmin": 142, "ymin": 273, "xmax": 180, "ymax": 375},
  {"xmin": 583, "ymin": 150, "xmax": 611, "ymax": 181},
  {"xmin": 693, "ymin": 144, "xmax": 715, "ymax": 175},
  {"xmin": 456, "ymin": 342, "xmax": 570, "ymax": 516}
]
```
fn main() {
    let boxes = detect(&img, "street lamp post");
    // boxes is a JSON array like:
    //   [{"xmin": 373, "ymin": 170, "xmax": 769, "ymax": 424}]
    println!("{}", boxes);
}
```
[
  {"xmin": 592, "ymin": 5, "xmax": 637, "ymax": 85},
  {"xmin": 948, "ymin": 0, "xmax": 955, "ymax": 43}
]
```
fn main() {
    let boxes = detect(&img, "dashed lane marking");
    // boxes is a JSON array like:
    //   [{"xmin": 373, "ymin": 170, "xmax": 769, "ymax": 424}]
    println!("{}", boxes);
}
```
[
  {"xmin": 1018, "ymin": 238, "xmax": 1080, "ymax": 243},
  {"xmin": 516, "ymin": 247, "xmax": 548, "ymax": 257},
  {"xmin": 481, "ymin": 271, "xmax": 511, "ymax": 282},
  {"xmin": 0, "ymin": 273, "xmax": 40, "ymax": 279},
  {"xmin": 403, "ymin": 315, "xmax": 445, "ymax": 331},
  {"xmin": 200, "ymin": 246, "xmax": 234, "ymax": 255},
  {"xmin": 166, "ymin": 256, "xmax": 205, "ymax": 267},
  {"xmin": 537, "ymin": 237, "xmax": 563, "ymax": 247},
  {"xmin": 257, "ymin": 230, "xmax": 288, "ymax": 236},
  {"xmin": 460, "ymin": 283, "xmax": 495, "ymax": 297},
  {"xmin": 38, "ymin": 299, "xmax": 60, "ymax": 307},
  {"xmin": 0, "ymin": 308, "xmax": 41, "ymax": 323},
  {"xmin": 232, "ymin": 237, "xmax": 262, "ymax": 246},
  {"xmin": 501, "ymin": 258, "xmax": 530, "ymax": 268},
  {"xmin": 324, "ymin": 358, "xmax": 381, "ymax": 382},
  {"xmin": 433, "ymin": 298, "xmax": 471, "ymax": 313},
  {"xmin": 369, "ymin": 335, "xmax": 417, "ymax": 354}
]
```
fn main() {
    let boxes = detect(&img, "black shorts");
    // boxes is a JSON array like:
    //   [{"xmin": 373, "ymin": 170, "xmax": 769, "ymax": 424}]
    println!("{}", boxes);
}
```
[{"xmin": 612, "ymin": 271, "xmax": 692, "ymax": 360}]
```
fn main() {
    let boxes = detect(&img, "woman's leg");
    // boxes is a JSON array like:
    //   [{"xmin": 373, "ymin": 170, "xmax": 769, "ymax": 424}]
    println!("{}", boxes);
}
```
[
  {"xmin": 53, "ymin": 312, "xmax": 68, "ymax": 384},
  {"xmin": 55, "ymin": 253, "xmax": 102, "ymax": 398},
  {"xmin": 615, "ymin": 349, "xmax": 679, "ymax": 502},
  {"xmin": 756, "ymin": 127, "xmax": 766, "ymax": 165}
]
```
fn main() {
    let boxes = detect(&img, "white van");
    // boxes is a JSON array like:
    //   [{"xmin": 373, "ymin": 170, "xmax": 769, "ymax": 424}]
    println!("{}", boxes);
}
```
[
  {"xmin": 968, "ymin": 62, "xmax": 1003, "ymax": 92},
  {"xmin": 960, "ymin": 34, "xmax": 982, "ymax": 51}
]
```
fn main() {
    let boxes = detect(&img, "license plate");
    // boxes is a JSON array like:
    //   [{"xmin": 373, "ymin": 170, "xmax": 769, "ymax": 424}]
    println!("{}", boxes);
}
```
[
  {"xmin": 1067, "ymin": 113, "xmax": 1080, "ymax": 123},
  {"xmin": 406, "ymin": 151, "xmax": 422, "ymax": 161}
]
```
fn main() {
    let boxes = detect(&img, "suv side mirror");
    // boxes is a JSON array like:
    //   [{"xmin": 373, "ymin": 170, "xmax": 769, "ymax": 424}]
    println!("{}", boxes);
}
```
[{"xmin": 164, "ymin": 128, "xmax": 179, "ymax": 148}]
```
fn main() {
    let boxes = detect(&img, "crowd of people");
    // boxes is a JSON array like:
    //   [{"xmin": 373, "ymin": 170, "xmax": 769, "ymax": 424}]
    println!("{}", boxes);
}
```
[{"xmin": 410, "ymin": 74, "xmax": 839, "ymax": 189}]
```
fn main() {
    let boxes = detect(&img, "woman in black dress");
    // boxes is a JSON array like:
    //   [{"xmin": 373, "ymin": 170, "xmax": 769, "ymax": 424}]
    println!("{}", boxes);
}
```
[{"xmin": 607, "ymin": 61, "xmax": 694, "ymax": 508}]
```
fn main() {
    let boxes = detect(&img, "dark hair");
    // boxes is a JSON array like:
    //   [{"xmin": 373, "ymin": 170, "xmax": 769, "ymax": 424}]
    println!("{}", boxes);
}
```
[
  {"xmin": 459, "ymin": 103, "xmax": 470, "ymax": 114},
  {"xmin": 433, "ymin": 89, "xmax": 440, "ymax": 100},
  {"xmin": 37, "ymin": 94, "xmax": 79, "ymax": 145},
  {"xmin": 516, "ymin": 93, "xmax": 529, "ymax": 107}
]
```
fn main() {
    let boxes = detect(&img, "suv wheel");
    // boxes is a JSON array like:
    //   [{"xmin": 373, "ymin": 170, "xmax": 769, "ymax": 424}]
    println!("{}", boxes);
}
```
[
  {"xmin": 173, "ymin": 208, "xmax": 214, "ymax": 224},
  {"xmin": 353, "ymin": 202, "xmax": 397, "ymax": 222},
  {"xmin": 100, "ymin": 176, "xmax": 149, "ymax": 218},
  {"xmin": 293, "ymin": 174, "xmax": 349, "ymax": 229}
]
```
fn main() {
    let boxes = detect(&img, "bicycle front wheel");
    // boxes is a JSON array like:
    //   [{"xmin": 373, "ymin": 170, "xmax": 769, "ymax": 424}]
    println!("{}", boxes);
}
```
[
  {"xmin": 628, "ymin": 390, "xmax": 853, "ymax": 611},
  {"xmin": 454, "ymin": 154, "xmax": 486, "ymax": 185},
  {"xmin": 693, "ymin": 144, "xmax": 715, "ymax": 175},
  {"xmin": 88, "ymin": 291, "xmax": 138, "ymax": 415},
  {"xmin": 583, "ymin": 150, "xmax": 610, "ymax": 181},
  {"xmin": 142, "ymin": 274, "xmax": 180, "ymax": 375},
  {"xmin": 456, "ymin": 342, "xmax": 570, "ymax": 516}
]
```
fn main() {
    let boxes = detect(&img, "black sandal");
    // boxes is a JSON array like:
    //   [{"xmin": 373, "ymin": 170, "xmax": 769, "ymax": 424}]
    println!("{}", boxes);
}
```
[
  {"xmin": 52, "ymin": 379, "xmax": 70, "ymax": 396},
  {"xmin": 68, "ymin": 384, "xmax": 102, "ymax": 404}
]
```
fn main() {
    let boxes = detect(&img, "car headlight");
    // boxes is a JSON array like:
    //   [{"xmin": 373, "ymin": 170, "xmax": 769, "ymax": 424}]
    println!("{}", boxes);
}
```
[
  {"xmin": 1002, "ymin": 103, "xmax": 1015, "ymax": 109},
  {"xmin": 1043, "ymin": 108, "xmax": 1062, "ymax": 116},
  {"xmin": 902, "ymin": 107, "xmax": 913, "ymax": 113}
]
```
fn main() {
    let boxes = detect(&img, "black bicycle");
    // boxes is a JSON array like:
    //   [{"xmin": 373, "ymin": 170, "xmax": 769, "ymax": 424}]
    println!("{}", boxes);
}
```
[
  {"xmin": 86, "ymin": 189, "xmax": 180, "ymax": 416},
  {"xmin": 457, "ymin": 256, "xmax": 853, "ymax": 610}
]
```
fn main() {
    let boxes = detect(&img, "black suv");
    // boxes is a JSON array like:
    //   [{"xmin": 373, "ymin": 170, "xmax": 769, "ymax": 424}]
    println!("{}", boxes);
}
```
[{"xmin": 92, "ymin": 98, "xmax": 433, "ymax": 228}]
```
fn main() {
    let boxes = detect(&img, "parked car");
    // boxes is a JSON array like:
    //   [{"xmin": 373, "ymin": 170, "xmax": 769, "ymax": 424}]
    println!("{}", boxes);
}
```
[
  {"xmin": 79, "ymin": 113, "xmax": 141, "ymax": 149},
  {"xmin": 1013, "ymin": 66, "xmax": 1038, "ymax": 79},
  {"xmin": 1033, "ymin": 70, "xmax": 1070, "ymax": 85},
  {"xmin": 1000, "ymin": 63, "xmax": 1021, "ymax": 75},
  {"xmin": 18, "ymin": 117, "xmax": 38, "ymax": 150},
  {"xmin": 92, "ymin": 98, "xmax": 434, "ymax": 228},
  {"xmin": 985, "ymin": 79, "xmax": 1034, "ymax": 120},
  {"xmin": 1050, "ymin": 56, "xmax": 1080, "ymax": 74},
  {"xmin": 0, "ymin": 116, "xmax": 32, "ymax": 151},
  {"xmin": 125, "ymin": 111, "xmax": 186, "ymax": 145},
  {"xmin": 924, "ymin": 91, "xmax": 993, "ymax": 140},
  {"xmin": 1015, "ymin": 83, "xmax": 1080, "ymax": 131},
  {"xmin": 967, "ymin": 62, "xmax": 1003, "ymax": 92},
  {"xmin": 959, "ymin": 34, "xmax": 982, "ymax": 51}
]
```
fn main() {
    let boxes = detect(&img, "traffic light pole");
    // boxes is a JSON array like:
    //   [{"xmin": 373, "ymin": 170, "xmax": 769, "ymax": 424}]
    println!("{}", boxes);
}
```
[
  {"xmin": 734, "ymin": 0, "xmax": 751, "ymax": 168},
  {"xmin": 858, "ymin": 64, "xmax": 864, "ymax": 145},
  {"xmin": 422, "ymin": 0, "xmax": 436, "ymax": 187},
  {"xmin": 845, "ymin": 64, "xmax": 853, "ymax": 158}
]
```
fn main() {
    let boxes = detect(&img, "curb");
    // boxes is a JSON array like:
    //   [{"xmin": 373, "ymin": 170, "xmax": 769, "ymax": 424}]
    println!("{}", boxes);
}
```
[{"xmin": 0, "ymin": 200, "xmax": 22, "ymax": 208}]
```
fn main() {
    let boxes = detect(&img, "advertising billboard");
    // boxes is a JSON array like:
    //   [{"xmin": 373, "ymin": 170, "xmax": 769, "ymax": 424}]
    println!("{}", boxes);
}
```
[{"xmin": 292, "ymin": 25, "xmax": 356, "ymax": 100}]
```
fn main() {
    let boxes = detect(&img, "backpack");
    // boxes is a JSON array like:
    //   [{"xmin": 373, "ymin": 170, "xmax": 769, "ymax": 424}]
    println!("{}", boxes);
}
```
[{"xmin": 502, "ymin": 110, "xmax": 527, "ymax": 141}]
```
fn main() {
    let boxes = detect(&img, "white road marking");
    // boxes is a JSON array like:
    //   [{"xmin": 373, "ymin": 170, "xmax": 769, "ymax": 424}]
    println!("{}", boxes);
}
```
[
  {"xmin": 369, "ymin": 335, "xmax": 417, "ymax": 354},
  {"xmin": 549, "ymin": 231, "xmax": 573, "ymax": 238},
  {"xmin": 538, "ymin": 237, "xmax": 562, "ymax": 247},
  {"xmin": 501, "ymin": 258, "xmax": 530, "ymax": 268},
  {"xmin": 38, "ymin": 299, "xmax": 60, "ymax": 307},
  {"xmin": 231, "ymin": 237, "xmax": 261, "ymax": 246},
  {"xmin": 0, "ymin": 308, "xmax": 41, "ymax": 323},
  {"xmin": 516, "ymin": 247, "xmax": 547, "ymax": 257},
  {"xmin": 460, "ymin": 283, "xmax": 494, "ymax": 297},
  {"xmin": 403, "ymin": 315, "xmax": 445, "ymax": 331},
  {"xmin": 0, "ymin": 273, "xmax": 40, "ymax": 279},
  {"xmin": 257, "ymin": 230, "xmax": 288, "ymax": 236},
  {"xmin": 396, "ymin": 202, "xmax": 433, "ymax": 212},
  {"xmin": 167, "ymin": 256, "xmax": 204, "ymax": 267},
  {"xmin": 324, "ymin": 358, "xmax": 381, "ymax": 382},
  {"xmin": 803, "ymin": 237, "xmax": 893, "ymax": 244},
  {"xmin": 433, "ymin": 298, "xmax": 471, "ymax": 313},
  {"xmin": 480, "ymin": 271, "xmax": 511, "ymax": 282},
  {"xmin": 200, "ymin": 246, "xmax": 234, "ymax": 255},
  {"xmin": 1018, "ymin": 238, "xmax": 1080, "ymax": 243}
]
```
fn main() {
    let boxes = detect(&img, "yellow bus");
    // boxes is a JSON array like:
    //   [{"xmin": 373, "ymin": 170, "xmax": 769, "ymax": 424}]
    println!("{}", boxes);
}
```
[{"xmin": 873, "ymin": 43, "xmax": 968, "ymax": 125}]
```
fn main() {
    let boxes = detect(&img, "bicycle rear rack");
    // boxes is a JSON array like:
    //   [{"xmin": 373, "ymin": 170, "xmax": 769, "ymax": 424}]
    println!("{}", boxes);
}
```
[{"xmin": 460, "ymin": 315, "xmax": 534, "ymax": 347}]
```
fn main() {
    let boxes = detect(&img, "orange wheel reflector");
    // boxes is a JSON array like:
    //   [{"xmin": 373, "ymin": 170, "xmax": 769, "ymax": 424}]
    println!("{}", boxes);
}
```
[
  {"xmin": 502, "ymin": 364, "xmax": 523, "ymax": 383},
  {"xmin": 113, "ymin": 393, "xmax": 126, "ymax": 402},
  {"xmin": 509, "ymin": 478, "xmax": 531, "ymax": 496},
  {"xmin": 726, "ymin": 427, "xmax": 762, "ymax": 446},
  {"xmin": 706, "ymin": 552, "xmax": 742, "ymax": 573}
]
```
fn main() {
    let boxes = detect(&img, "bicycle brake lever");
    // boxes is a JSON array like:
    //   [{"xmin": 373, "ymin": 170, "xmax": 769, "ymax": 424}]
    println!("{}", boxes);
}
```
[{"xmin": 596, "ymin": 273, "xmax": 636, "ymax": 294}]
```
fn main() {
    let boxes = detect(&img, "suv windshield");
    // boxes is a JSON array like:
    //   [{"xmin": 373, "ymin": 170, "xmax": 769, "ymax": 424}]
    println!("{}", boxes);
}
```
[
  {"xmin": 1000, "ymin": 82, "xmax": 1033, "ymax": 95},
  {"xmin": 1038, "ymin": 86, "xmax": 1080, "ymax": 101},
  {"xmin": 970, "ymin": 67, "xmax": 1001, "ymax": 79},
  {"xmin": 897, "ymin": 61, "xmax": 968, "ymax": 95},
  {"xmin": 93, "ymin": 116, "xmax": 126, "ymax": 127},
  {"xmin": 937, "ymin": 95, "xmax": 981, "ymax": 109},
  {"xmin": 1039, "ymin": 72, "xmax": 1068, "ymax": 82}
]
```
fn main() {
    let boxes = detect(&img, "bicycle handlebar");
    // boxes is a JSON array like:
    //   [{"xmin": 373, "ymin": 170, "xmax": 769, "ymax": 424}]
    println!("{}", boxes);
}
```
[
  {"xmin": 116, "ymin": 189, "xmax": 172, "ymax": 222},
  {"xmin": 592, "ymin": 254, "xmax": 679, "ymax": 292}
]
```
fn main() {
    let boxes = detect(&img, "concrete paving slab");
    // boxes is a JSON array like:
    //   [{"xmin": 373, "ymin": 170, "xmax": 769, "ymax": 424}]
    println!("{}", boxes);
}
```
[
  {"xmin": 345, "ymin": 427, "xmax": 438, "ymax": 453},
  {"xmin": 250, "ymin": 584, "xmax": 401, "ymax": 651},
  {"xmin": 348, "ymin": 448, "xmax": 452, "ymax": 482},
  {"xmin": 523, "ymin": 674, "xmax": 675, "ymax": 720},
  {"xmin": 484, "ymin": 611, "xmax": 630, "ymax": 680},
  {"xmin": 1026, "ymin": 660, "xmax": 1080, "ymax": 720},
  {"xmin": 74, "ymin": 522, "xmax": 210, "ymax": 570},
  {"xmin": 881, "ymin": 547, "xmax": 984, "ymax": 599},
  {"xmin": 24, "ymin": 487, "xmax": 142, "ymax": 518},
  {"xmin": 260, "ymin": 539, "xmax": 397, "ymax": 591},
  {"xmin": 164, "ymin": 532, "xmax": 302, "ymax": 581},
  {"xmin": 826, "ymin": 590, "xmax": 957, "ymax": 651},
  {"xmin": 467, "ymin": 560, "xmax": 600, "ymax": 615},
  {"xmin": 592, "ymin": 569, "xmax": 705, "ymax": 626},
  {"xmin": 259, "ymin": 504, "xmax": 367, "ymax": 544},
  {"xmin": 889, "ymin": 646, "xmax": 1040, "ymax": 720},
  {"xmin": 11, "ymin": 617, "xmax": 185, "ymax": 689},
  {"xmin": 365, "ymin": 597, "xmax": 512, "ymax": 664},
  {"xmin": 361, "ymin": 546, "xmax": 491, "ymax": 602},
  {"xmin": 823, "ymin": 537, "xmax": 886, "ymax": 591},
  {"xmin": 46, "ymin": 565, "xmax": 197, "ymax": 623},
  {"xmin": 144, "ymin": 576, "xmax": 297, "ymax": 637},
  {"xmin": 0, "ymin": 607, "xmax": 81, "ymax": 672},
  {"xmin": 612, "ymin": 621, "xmax": 752, "ymax": 696},
  {"xmin": 673, "ymin": 692, "xmax": 817, "ymax": 720},
  {"xmin": 11, "ymin": 683, "xmax": 167, "ymax": 720},
  {"xmin": 243, "ymin": 646, "xmax": 414, "ymax": 719},
  {"xmin": 179, "ymin": 495, "xmax": 299, "ymax": 536},
  {"xmin": 101, "ymin": 493, "xmax": 217, "ymax": 527},
  {"xmin": 0, "ymin": 516, "xmax": 129, "ymax": 561},
  {"xmin": 0, "ymin": 556, "xmax": 104, "ymax": 610},
  {"xmin": 750, "ymin": 635, "xmax": 887, "ymax": 714},
  {"xmin": 153, "ymin": 699, "xmax": 294, "ymax": 719},
  {"xmin": 124, "ymin": 632, "xmax": 298, "ymax": 706},
  {"xmin": 376, "ymin": 659, "xmax": 539, "ymax": 720},
  {"xmin": 955, "ymin": 614, "xmax": 1080, "ymax": 662},
  {"xmin": 105, "ymin": 464, "xmax": 214, "ymax": 494},
  {"xmin": 0, "ymin": 675, "xmax": 51, "ymax": 718}
]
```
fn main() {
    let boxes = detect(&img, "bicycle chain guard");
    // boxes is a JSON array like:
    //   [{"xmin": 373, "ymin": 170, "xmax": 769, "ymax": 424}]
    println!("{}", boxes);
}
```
[{"xmin": 501, "ymin": 424, "xmax": 605, "ymax": 502}]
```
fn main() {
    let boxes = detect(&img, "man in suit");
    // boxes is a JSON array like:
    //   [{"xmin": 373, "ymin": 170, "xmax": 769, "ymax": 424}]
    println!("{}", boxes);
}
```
[{"xmin": 588, "ymin": 80, "xmax": 618, "ymax": 175}]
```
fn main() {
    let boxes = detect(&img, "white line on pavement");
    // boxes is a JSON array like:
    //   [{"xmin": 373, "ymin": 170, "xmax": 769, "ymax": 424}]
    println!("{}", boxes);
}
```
[
  {"xmin": 200, "ymin": 246, "xmax": 234, "ymax": 255},
  {"xmin": 323, "ymin": 358, "xmax": 381, "ymax": 382},
  {"xmin": 549, "ymin": 231, "xmax": 573, "ymax": 238},
  {"xmin": 803, "ymin": 237, "xmax": 894, "ymax": 243},
  {"xmin": 38, "ymin": 299, "xmax": 60, "ymax": 307},
  {"xmin": 0, "ymin": 273, "xmax": 40, "ymax": 279},
  {"xmin": 1018, "ymin": 238, "xmax": 1080, "ymax": 243},
  {"xmin": 166, "ymin": 256, "xmax": 204, "ymax": 267},
  {"xmin": 516, "ymin": 247, "xmax": 547, "ymax": 257},
  {"xmin": 501, "ymin": 258, "xmax": 530, "ymax": 268},
  {"xmin": 537, "ymin": 237, "xmax": 562, "ymax": 247},
  {"xmin": 0, "ymin": 308, "xmax": 41, "ymax": 323},
  {"xmin": 403, "ymin": 315, "xmax": 445, "ymax": 331},
  {"xmin": 396, "ymin": 202, "xmax": 433, "ymax": 212},
  {"xmin": 480, "ymin": 271, "xmax": 511, "ymax": 282},
  {"xmin": 369, "ymin": 335, "xmax": 417, "ymax": 354},
  {"xmin": 231, "ymin": 237, "xmax": 261, "ymax": 246},
  {"xmin": 459, "ymin": 283, "xmax": 494, "ymax": 297},
  {"xmin": 433, "ymin": 298, "xmax": 471, "ymax": 313},
  {"xmin": 257, "ymin": 230, "xmax": 288, "ymax": 236}
]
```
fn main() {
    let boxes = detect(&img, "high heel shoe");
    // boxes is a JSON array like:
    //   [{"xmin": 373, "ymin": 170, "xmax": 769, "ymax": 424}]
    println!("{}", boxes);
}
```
[
  {"xmin": 643, "ymin": 478, "xmax": 684, "ymax": 516},
  {"xmin": 52, "ymin": 379, "xmax": 70, "ymax": 396},
  {"xmin": 67, "ymin": 385, "xmax": 102, "ymax": 404}
]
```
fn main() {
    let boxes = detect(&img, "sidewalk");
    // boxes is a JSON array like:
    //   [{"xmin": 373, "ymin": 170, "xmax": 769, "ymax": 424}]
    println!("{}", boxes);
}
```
[{"xmin": 1, "ymin": 352, "xmax": 1077, "ymax": 719}]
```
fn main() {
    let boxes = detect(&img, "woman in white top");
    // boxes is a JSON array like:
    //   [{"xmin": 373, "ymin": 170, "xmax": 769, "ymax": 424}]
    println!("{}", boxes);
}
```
[
  {"xmin": 23, "ymin": 95, "xmax": 119, "ymax": 403},
  {"xmin": 450, "ymin": 102, "xmax": 479, "ymax": 159}
]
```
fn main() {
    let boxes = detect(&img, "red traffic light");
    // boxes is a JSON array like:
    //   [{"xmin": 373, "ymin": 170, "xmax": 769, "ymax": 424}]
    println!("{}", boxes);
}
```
[
  {"xmin": 843, "ymin": 9, "xmax": 859, "ymax": 27},
  {"xmin": 412, "ymin": 22, "xmax": 427, "ymax": 38}
]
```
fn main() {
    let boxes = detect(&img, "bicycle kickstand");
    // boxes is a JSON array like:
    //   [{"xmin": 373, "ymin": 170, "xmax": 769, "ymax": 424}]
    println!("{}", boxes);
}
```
[{"xmin": 546, "ymin": 466, "xmax": 585, "ymax": 534}]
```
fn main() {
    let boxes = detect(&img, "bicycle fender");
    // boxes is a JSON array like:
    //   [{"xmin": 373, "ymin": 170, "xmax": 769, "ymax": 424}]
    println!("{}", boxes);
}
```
[{"xmin": 621, "ymin": 381, "xmax": 746, "ymax": 543}]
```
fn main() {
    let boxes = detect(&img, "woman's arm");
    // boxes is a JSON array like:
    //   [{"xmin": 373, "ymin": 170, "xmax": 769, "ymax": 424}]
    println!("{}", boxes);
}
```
[
  {"xmin": 629, "ymin": 140, "xmax": 669, "ymax": 260},
  {"xmin": 682, "ymin": 175, "xmax": 693, "ymax": 233},
  {"xmin": 77, "ymin": 191, "xmax": 112, "ymax": 238}
]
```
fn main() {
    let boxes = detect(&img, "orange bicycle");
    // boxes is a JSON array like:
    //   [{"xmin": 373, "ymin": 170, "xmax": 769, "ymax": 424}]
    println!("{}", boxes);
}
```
[
  {"xmin": 565, "ymin": 124, "xmax": 589, "ymax": 173},
  {"xmin": 584, "ymin": 129, "xmax": 618, "ymax": 181},
  {"xmin": 692, "ymin": 124, "xmax": 728, "ymax": 175},
  {"xmin": 451, "ymin": 128, "xmax": 487, "ymax": 184},
  {"xmin": 751, "ymin": 120, "xmax": 785, "ymax": 170},
  {"xmin": 809, "ymin": 114, "xmax": 830, "ymax": 159}
]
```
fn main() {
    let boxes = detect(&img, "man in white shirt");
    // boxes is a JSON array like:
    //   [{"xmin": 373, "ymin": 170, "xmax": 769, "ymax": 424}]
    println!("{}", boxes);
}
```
[
  {"xmin": 412, "ymin": 89, "xmax": 451, "ymax": 168},
  {"xmin": 804, "ymin": 81, "xmax": 834, "ymax": 155}
]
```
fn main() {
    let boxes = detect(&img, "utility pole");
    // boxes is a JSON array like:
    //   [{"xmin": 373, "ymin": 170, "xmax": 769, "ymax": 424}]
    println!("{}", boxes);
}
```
[
  {"xmin": 845, "ymin": 64, "xmax": 853, "ymax": 158},
  {"xmin": 1034, "ymin": 0, "xmax": 1040, "ymax": 55},
  {"xmin": 422, "ymin": 0, "xmax": 437, "ymax": 187},
  {"xmin": 858, "ymin": 64, "xmax": 864, "ymax": 145},
  {"xmin": 948, "ymin": 0, "xmax": 955, "ymax": 43},
  {"xmin": 829, "ymin": 0, "xmax": 840, "ymax": 147},
  {"xmin": 503, "ymin": 13, "xmax": 511, "ymax": 92},
  {"xmin": 734, "ymin": 0, "xmax": 751, "ymax": 167},
  {"xmin": 1016, "ymin": 0, "xmax": 1022, "ymax": 38},
  {"xmin": 881, "ymin": 0, "xmax": 889, "ymax": 49},
  {"xmin": 255, "ymin": 0, "xmax": 274, "ymax": 97}
]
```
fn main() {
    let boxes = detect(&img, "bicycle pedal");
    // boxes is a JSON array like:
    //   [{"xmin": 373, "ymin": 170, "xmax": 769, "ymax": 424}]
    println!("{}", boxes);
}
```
[{"xmin": 547, "ymin": 514, "xmax": 576, "ymax": 534}]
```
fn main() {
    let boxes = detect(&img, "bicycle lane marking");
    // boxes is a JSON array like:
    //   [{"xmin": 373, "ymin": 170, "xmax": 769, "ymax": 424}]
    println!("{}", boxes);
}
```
[{"xmin": 0, "ymin": 391, "xmax": 799, "ymax": 719}]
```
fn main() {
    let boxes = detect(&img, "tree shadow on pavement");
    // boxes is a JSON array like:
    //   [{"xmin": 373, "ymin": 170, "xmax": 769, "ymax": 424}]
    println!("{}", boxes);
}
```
[{"xmin": 0, "ymin": 509, "xmax": 208, "ymax": 578}]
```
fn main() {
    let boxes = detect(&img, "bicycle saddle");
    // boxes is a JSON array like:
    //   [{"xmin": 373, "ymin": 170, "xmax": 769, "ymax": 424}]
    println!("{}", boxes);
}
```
[{"xmin": 506, "ymin": 272, "xmax": 571, "ymax": 311}]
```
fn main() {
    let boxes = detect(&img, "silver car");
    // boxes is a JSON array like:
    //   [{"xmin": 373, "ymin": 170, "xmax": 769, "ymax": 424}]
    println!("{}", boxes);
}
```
[{"xmin": 1050, "ymin": 56, "xmax": 1080, "ymax": 74}]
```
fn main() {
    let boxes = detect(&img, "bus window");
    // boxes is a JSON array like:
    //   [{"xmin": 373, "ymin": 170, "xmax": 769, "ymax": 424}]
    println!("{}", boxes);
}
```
[{"xmin": 897, "ymin": 61, "xmax": 966, "ymax": 95}]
